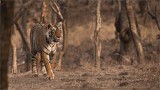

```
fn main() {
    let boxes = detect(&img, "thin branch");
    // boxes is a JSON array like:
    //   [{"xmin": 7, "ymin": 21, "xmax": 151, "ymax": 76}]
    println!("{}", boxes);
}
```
[
  {"xmin": 125, "ymin": 0, "xmax": 145, "ymax": 64},
  {"xmin": 147, "ymin": 1, "xmax": 160, "ymax": 31},
  {"xmin": 147, "ymin": 2, "xmax": 155, "ymax": 18},
  {"xmin": 15, "ymin": 23, "xmax": 31, "ymax": 53},
  {"xmin": 49, "ymin": 4, "xmax": 58, "ymax": 15},
  {"xmin": 13, "ymin": 0, "xmax": 35, "ymax": 24},
  {"xmin": 50, "ymin": 0, "xmax": 64, "ymax": 20},
  {"xmin": 118, "ymin": 0, "xmax": 121, "ymax": 13},
  {"xmin": 154, "ymin": 7, "xmax": 160, "ymax": 30}
]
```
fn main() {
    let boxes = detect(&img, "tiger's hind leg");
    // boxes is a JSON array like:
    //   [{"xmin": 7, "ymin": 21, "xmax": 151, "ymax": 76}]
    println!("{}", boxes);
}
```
[
  {"xmin": 42, "ymin": 53, "xmax": 54, "ymax": 80},
  {"xmin": 31, "ymin": 53, "xmax": 38, "ymax": 77}
]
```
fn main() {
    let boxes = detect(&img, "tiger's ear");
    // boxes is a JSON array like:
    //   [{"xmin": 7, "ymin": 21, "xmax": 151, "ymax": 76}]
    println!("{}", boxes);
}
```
[
  {"xmin": 47, "ymin": 23, "xmax": 52, "ymax": 29},
  {"xmin": 56, "ymin": 22, "xmax": 63, "ymax": 31}
]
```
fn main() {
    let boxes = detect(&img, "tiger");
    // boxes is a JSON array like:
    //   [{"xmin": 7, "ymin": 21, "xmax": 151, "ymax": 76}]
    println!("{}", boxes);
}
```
[{"xmin": 30, "ymin": 22, "xmax": 62, "ymax": 79}]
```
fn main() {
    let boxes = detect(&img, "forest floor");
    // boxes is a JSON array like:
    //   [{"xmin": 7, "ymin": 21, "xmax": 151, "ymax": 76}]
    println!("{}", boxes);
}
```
[
  {"xmin": 8, "ymin": 1, "xmax": 160, "ymax": 90},
  {"xmin": 9, "ymin": 64, "xmax": 159, "ymax": 90}
]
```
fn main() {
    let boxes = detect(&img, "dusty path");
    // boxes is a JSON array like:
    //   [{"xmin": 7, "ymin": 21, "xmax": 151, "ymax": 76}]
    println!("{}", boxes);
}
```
[{"xmin": 9, "ymin": 65, "xmax": 159, "ymax": 90}]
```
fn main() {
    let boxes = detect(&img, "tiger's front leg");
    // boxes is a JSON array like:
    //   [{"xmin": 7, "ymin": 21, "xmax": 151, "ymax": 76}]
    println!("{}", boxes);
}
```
[
  {"xmin": 42, "ymin": 53, "xmax": 54, "ymax": 80},
  {"xmin": 50, "ymin": 52, "xmax": 56, "ymax": 69},
  {"xmin": 51, "ymin": 44, "xmax": 58, "ymax": 69}
]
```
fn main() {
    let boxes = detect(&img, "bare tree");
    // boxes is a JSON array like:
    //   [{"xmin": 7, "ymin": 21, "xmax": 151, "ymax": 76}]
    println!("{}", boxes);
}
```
[
  {"xmin": 115, "ymin": 0, "xmax": 143, "ymax": 64},
  {"xmin": 0, "ymin": 0, "xmax": 14, "ymax": 89},
  {"xmin": 12, "ymin": 0, "xmax": 35, "ymax": 71},
  {"xmin": 22, "ymin": 0, "xmax": 28, "ymax": 35},
  {"xmin": 13, "ymin": 0, "xmax": 35, "ymax": 24},
  {"xmin": 11, "ymin": 0, "xmax": 30, "ymax": 73},
  {"xmin": 15, "ymin": 23, "xmax": 31, "ymax": 71},
  {"xmin": 41, "ymin": 0, "xmax": 50, "ymax": 24},
  {"xmin": 125, "ymin": 0, "xmax": 145, "ymax": 64},
  {"xmin": 11, "ymin": 0, "xmax": 35, "ymax": 53},
  {"xmin": 138, "ymin": 0, "xmax": 147, "ymax": 17},
  {"xmin": 94, "ymin": 0, "xmax": 101, "ymax": 69},
  {"xmin": 147, "ymin": 1, "xmax": 160, "ymax": 31},
  {"xmin": 10, "ymin": 0, "xmax": 35, "ymax": 55},
  {"xmin": 11, "ymin": 29, "xmax": 17, "ymax": 74},
  {"xmin": 115, "ymin": 0, "xmax": 131, "ymax": 63},
  {"xmin": 22, "ymin": 0, "xmax": 31, "ymax": 71}
]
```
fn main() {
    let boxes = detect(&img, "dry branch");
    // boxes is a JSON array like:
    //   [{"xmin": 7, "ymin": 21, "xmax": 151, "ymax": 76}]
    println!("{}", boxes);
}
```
[
  {"xmin": 125, "ymin": 0, "xmax": 145, "ymax": 64},
  {"xmin": 11, "ymin": 0, "xmax": 35, "ymax": 53},
  {"xmin": 41, "ymin": 0, "xmax": 48, "ymax": 24},
  {"xmin": 13, "ymin": 0, "xmax": 35, "ymax": 24},
  {"xmin": 147, "ymin": 2, "xmax": 160, "ymax": 31},
  {"xmin": 11, "ymin": 39, "xmax": 17, "ymax": 74},
  {"xmin": 50, "ymin": 0, "xmax": 64, "ymax": 20},
  {"xmin": 15, "ymin": 23, "xmax": 31, "ymax": 71},
  {"xmin": 15, "ymin": 23, "xmax": 31, "ymax": 53},
  {"xmin": 94, "ymin": 0, "xmax": 101, "ymax": 69},
  {"xmin": 11, "ymin": 0, "xmax": 35, "ymax": 71}
]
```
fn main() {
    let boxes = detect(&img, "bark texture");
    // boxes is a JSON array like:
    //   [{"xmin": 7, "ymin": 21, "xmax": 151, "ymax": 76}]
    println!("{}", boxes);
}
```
[
  {"xmin": 0, "ymin": 0, "xmax": 14, "ymax": 89},
  {"xmin": 125, "ymin": 0, "xmax": 145, "ymax": 64},
  {"xmin": 94, "ymin": 0, "xmax": 101, "ymax": 69},
  {"xmin": 11, "ymin": 29, "xmax": 17, "ymax": 74}
]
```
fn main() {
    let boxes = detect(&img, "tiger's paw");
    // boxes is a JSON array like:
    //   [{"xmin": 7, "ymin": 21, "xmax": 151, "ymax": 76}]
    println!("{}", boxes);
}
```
[
  {"xmin": 43, "ymin": 73, "xmax": 47, "ymax": 77},
  {"xmin": 47, "ymin": 74, "xmax": 54, "ymax": 80},
  {"xmin": 32, "ymin": 74, "xmax": 38, "ymax": 77}
]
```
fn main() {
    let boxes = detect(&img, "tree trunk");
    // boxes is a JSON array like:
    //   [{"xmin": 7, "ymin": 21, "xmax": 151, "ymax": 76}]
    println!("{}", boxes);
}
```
[
  {"xmin": 13, "ymin": 0, "xmax": 35, "ymax": 24},
  {"xmin": 41, "ymin": 0, "xmax": 51, "ymax": 24},
  {"xmin": 22, "ymin": 0, "xmax": 28, "ymax": 36},
  {"xmin": 94, "ymin": 0, "xmax": 101, "ymax": 69},
  {"xmin": 15, "ymin": 23, "xmax": 32, "ymax": 71},
  {"xmin": 11, "ymin": 29, "xmax": 17, "ymax": 74},
  {"xmin": 10, "ymin": 0, "xmax": 35, "ymax": 72},
  {"xmin": 138, "ymin": 0, "xmax": 147, "ymax": 17},
  {"xmin": 0, "ymin": 0, "xmax": 14, "ymax": 89},
  {"xmin": 12, "ymin": 0, "xmax": 35, "ymax": 53},
  {"xmin": 22, "ymin": 0, "xmax": 31, "ymax": 72},
  {"xmin": 125, "ymin": 0, "xmax": 145, "ymax": 64}
]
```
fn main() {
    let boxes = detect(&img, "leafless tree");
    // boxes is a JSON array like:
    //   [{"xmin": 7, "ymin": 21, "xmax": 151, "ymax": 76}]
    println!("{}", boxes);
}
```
[
  {"xmin": 21, "ymin": 0, "xmax": 31, "ymax": 71},
  {"xmin": 147, "ymin": 1, "xmax": 160, "ymax": 31},
  {"xmin": 94, "ymin": 0, "xmax": 101, "ymax": 69},
  {"xmin": 0, "ymin": 0, "xmax": 14, "ymax": 89},
  {"xmin": 15, "ymin": 23, "xmax": 31, "ymax": 71},
  {"xmin": 13, "ymin": 0, "xmax": 35, "ymax": 71},
  {"xmin": 138, "ymin": 0, "xmax": 147, "ymax": 17},
  {"xmin": 115, "ymin": 0, "xmax": 144, "ymax": 64},
  {"xmin": 11, "ymin": 0, "xmax": 30, "ymax": 73},
  {"xmin": 11, "ymin": 28, "xmax": 17, "ymax": 74},
  {"xmin": 41, "ymin": 0, "xmax": 50, "ymax": 24},
  {"xmin": 125, "ymin": 0, "xmax": 145, "ymax": 64}
]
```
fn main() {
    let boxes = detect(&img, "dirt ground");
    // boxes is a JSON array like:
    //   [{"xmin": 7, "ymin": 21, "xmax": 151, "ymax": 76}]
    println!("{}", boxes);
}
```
[
  {"xmin": 8, "ymin": 64, "xmax": 159, "ymax": 90},
  {"xmin": 8, "ymin": 1, "xmax": 160, "ymax": 90}
]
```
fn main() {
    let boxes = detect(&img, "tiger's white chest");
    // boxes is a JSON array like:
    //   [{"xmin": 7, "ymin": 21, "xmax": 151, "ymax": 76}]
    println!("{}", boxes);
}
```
[{"xmin": 47, "ymin": 43, "xmax": 57, "ymax": 54}]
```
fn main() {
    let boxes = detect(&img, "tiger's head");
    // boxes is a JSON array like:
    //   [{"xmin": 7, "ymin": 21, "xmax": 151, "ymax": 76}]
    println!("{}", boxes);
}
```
[{"xmin": 46, "ymin": 22, "xmax": 62, "ymax": 43}]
